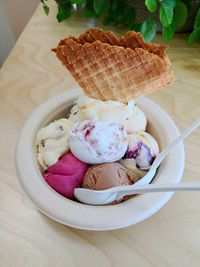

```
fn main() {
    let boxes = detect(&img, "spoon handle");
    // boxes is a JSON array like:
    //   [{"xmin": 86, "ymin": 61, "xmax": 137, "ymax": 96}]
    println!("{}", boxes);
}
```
[
  {"xmin": 152, "ymin": 117, "xmax": 200, "ymax": 170},
  {"xmin": 116, "ymin": 183, "xmax": 200, "ymax": 198}
]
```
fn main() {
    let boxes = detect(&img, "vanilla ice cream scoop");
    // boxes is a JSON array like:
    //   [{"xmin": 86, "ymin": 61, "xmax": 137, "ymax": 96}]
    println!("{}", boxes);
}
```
[
  {"xmin": 121, "ymin": 132, "xmax": 159, "ymax": 171},
  {"xmin": 69, "ymin": 95, "xmax": 147, "ymax": 133},
  {"xmin": 36, "ymin": 118, "xmax": 73, "ymax": 170},
  {"xmin": 69, "ymin": 120, "xmax": 128, "ymax": 164}
]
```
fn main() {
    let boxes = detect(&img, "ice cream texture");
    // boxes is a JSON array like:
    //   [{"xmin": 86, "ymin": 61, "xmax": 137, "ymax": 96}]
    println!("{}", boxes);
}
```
[
  {"xmin": 36, "ymin": 118, "xmax": 73, "ymax": 170},
  {"xmin": 43, "ymin": 152, "xmax": 88, "ymax": 199},
  {"xmin": 69, "ymin": 95, "xmax": 147, "ymax": 133},
  {"xmin": 121, "ymin": 131, "xmax": 159, "ymax": 171},
  {"xmin": 69, "ymin": 120, "xmax": 128, "ymax": 164},
  {"xmin": 82, "ymin": 163, "xmax": 140, "ymax": 190},
  {"xmin": 35, "ymin": 95, "xmax": 159, "ymax": 201}
]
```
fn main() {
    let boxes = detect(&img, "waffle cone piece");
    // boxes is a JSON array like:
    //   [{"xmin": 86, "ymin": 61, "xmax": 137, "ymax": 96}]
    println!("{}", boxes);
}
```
[{"xmin": 53, "ymin": 28, "xmax": 174, "ymax": 102}]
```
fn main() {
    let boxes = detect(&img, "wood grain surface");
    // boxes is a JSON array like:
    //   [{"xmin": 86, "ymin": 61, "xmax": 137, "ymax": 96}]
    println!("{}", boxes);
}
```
[{"xmin": 0, "ymin": 1, "xmax": 200, "ymax": 266}]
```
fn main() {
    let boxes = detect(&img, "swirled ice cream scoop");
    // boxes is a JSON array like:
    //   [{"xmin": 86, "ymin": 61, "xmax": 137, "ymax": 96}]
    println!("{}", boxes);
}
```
[
  {"xmin": 121, "ymin": 132, "xmax": 159, "ymax": 172},
  {"xmin": 69, "ymin": 120, "xmax": 128, "ymax": 164},
  {"xmin": 69, "ymin": 95, "xmax": 147, "ymax": 133},
  {"xmin": 36, "ymin": 118, "xmax": 73, "ymax": 170}
]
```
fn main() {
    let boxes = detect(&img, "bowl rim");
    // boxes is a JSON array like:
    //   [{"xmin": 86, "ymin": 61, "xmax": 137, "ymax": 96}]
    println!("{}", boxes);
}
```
[{"xmin": 15, "ymin": 88, "xmax": 185, "ymax": 231}]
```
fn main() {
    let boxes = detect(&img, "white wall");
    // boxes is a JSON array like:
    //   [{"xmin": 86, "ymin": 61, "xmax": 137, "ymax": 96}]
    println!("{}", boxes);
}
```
[
  {"xmin": 0, "ymin": 3, "xmax": 15, "ymax": 65},
  {"xmin": 0, "ymin": 0, "xmax": 38, "ymax": 65}
]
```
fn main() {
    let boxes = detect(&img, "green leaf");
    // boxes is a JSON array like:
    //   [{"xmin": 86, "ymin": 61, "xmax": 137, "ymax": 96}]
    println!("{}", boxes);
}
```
[
  {"xmin": 162, "ymin": 23, "xmax": 176, "ymax": 42},
  {"xmin": 43, "ymin": 5, "xmax": 49, "ymax": 15},
  {"xmin": 83, "ymin": 0, "xmax": 98, "ymax": 18},
  {"xmin": 194, "ymin": 8, "xmax": 200, "ymax": 29},
  {"xmin": 188, "ymin": 27, "xmax": 200, "ymax": 43},
  {"xmin": 187, "ymin": 8, "xmax": 200, "ymax": 43},
  {"xmin": 83, "ymin": 9, "xmax": 96, "ymax": 17},
  {"xmin": 124, "ymin": 7, "xmax": 136, "ymax": 29},
  {"xmin": 107, "ymin": 0, "xmax": 125, "ymax": 27},
  {"xmin": 165, "ymin": 0, "xmax": 176, "ymax": 9},
  {"xmin": 111, "ymin": 0, "xmax": 118, "ymax": 11},
  {"xmin": 181, "ymin": 0, "xmax": 191, "ymax": 10},
  {"xmin": 110, "ymin": 0, "xmax": 120, "ymax": 18},
  {"xmin": 162, "ymin": 0, "xmax": 187, "ymax": 42},
  {"xmin": 40, "ymin": 0, "xmax": 49, "ymax": 15},
  {"xmin": 145, "ymin": 0, "xmax": 157, "ymax": 13},
  {"xmin": 141, "ymin": 18, "xmax": 157, "ymax": 42},
  {"xmin": 159, "ymin": 0, "xmax": 175, "ymax": 27},
  {"xmin": 174, "ymin": 0, "xmax": 188, "ymax": 27},
  {"xmin": 57, "ymin": 2, "xmax": 72, "ymax": 22},
  {"xmin": 93, "ymin": 0, "xmax": 106, "ymax": 14},
  {"xmin": 70, "ymin": 0, "xmax": 86, "ymax": 4}
]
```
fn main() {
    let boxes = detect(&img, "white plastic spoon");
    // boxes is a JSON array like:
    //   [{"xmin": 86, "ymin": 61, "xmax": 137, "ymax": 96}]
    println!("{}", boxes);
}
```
[{"xmin": 74, "ymin": 117, "xmax": 200, "ymax": 205}]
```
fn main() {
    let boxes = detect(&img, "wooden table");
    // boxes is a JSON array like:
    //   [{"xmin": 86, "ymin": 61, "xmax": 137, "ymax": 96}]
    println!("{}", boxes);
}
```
[{"xmin": 1, "ymin": 1, "xmax": 200, "ymax": 266}]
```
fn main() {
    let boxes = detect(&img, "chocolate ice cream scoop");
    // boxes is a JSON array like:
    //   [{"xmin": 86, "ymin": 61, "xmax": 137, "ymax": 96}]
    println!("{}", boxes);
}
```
[{"xmin": 82, "ymin": 163, "xmax": 140, "ymax": 190}]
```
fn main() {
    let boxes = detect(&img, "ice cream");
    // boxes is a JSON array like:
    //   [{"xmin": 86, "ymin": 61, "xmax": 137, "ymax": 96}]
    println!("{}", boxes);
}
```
[
  {"xmin": 36, "ymin": 118, "xmax": 73, "ymax": 170},
  {"xmin": 69, "ymin": 95, "xmax": 147, "ymax": 133},
  {"xmin": 43, "ymin": 152, "xmax": 88, "ymax": 199},
  {"xmin": 82, "ymin": 163, "xmax": 140, "ymax": 190},
  {"xmin": 121, "ymin": 131, "xmax": 159, "ymax": 172},
  {"xmin": 69, "ymin": 120, "xmax": 128, "ymax": 164}
]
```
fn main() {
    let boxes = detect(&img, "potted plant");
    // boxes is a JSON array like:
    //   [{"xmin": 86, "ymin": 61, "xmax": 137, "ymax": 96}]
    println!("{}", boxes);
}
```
[{"xmin": 40, "ymin": 0, "xmax": 200, "ymax": 43}]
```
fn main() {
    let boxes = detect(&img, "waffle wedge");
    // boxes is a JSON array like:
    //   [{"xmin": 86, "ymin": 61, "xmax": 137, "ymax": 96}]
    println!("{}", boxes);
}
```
[{"xmin": 53, "ymin": 28, "xmax": 174, "ymax": 102}]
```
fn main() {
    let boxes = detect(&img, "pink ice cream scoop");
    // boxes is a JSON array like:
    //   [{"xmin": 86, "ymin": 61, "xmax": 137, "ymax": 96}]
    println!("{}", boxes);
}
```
[{"xmin": 43, "ymin": 152, "xmax": 88, "ymax": 199}]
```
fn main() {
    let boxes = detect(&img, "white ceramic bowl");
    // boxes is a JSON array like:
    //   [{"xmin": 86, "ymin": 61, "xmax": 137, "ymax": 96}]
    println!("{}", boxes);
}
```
[{"xmin": 15, "ymin": 88, "xmax": 185, "ymax": 231}]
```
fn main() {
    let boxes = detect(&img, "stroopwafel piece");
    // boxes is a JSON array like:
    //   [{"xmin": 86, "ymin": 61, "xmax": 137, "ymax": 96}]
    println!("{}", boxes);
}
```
[{"xmin": 53, "ymin": 28, "xmax": 174, "ymax": 102}]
